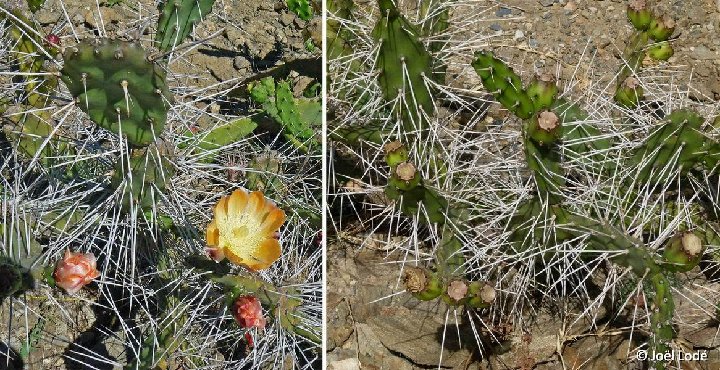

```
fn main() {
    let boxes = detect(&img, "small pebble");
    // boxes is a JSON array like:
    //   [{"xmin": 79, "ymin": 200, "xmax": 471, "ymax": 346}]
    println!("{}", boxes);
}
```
[
  {"xmin": 496, "ymin": 7, "xmax": 512, "ymax": 17},
  {"xmin": 514, "ymin": 30, "xmax": 525, "ymax": 41},
  {"xmin": 490, "ymin": 23, "xmax": 502, "ymax": 31},
  {"xmin": 540, "ymin": 0, "xmax": 555, "ymax": 6}
]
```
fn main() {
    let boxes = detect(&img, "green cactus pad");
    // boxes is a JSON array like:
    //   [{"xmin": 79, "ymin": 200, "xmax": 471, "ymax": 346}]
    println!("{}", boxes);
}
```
[
  {"xmin": 0, "ymin": 256, "xmax": 27, "ymax": 301},
  {"xmin": 156, "ymin": 0, "xmax": 217, "ymax": 52},
  {"xmin": 554, "ymin": 98, "xmax": 612, "ymax": 171},
  {"xmin": 524, "ymin": 139, "xmax": 564, "ymax": 204},
  {"xmin": 111, "ymin": 148, "xmax": 176, "ymax": 211},
  {"xmin": 286, "ymin": 0, "xmax": 313, "ymax": 21},
  {"xmin": 472, "ymin": 51, "xmax": 534, "ymax": 119},
  {"xmin": 61, "ymin": 39, "xmax": 172, "ymax": 146},
  {"xmin": 248, "ymin": 77, "xmax": 320, "ymax": 150},
  {"xmin": 527, "ymin": 76, "xmax": 558, "ymax": 112},
  {"xmin": 372, "ymin": 0, "xmax": 435, "ymax": 131},
  {"xmin": 631, "ymin": 109, "xmax": 706, "ymax": 185}
]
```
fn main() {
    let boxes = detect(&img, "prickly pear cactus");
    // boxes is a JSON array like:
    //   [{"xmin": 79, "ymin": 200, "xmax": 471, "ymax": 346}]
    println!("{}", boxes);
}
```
[
  {"xmin": 156, "ymin": 0, "xmax": 217, "ymax": 52},
  {"xmin": 372, "ymin": 0, "xmax": 435, "ymax": 131},
  {"xmin": 249, "ymin": 77, "xmax": 320, "ymax": 149},
  {"xmin": 60, "ymin": 38, "xmax": 172, "ymax": 146}
]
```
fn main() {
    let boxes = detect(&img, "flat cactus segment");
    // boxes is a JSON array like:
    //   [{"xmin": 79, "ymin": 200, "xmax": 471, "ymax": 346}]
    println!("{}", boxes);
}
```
[
  {"xmin": 630, "ymin": 108, "xmax": 706, "ymax": 185},
  {"xmin": 554, "ymin": 99, "xmax": 612, "ymax": 170},
  {"xmin": 155, "ymin": 0, "xmax": 217, "ymax": 52},
  {"xmin": 286, "ymin": 0, "xmax": 313, "ymax": 21},
  {"xmin": 248, "ymin": 77, "xmax": 320, "ymax": 149},
  {"xmin": 181, "ymin": 116, "xmax": 258, "ymax": 162},
  {"xmin": 111, "ymin": 148, "xmax": 176, "ymax": 211},
  {"xmin": 327, "ymin": 0, "xmax": 356, "ymax": 60},
  {"xmin": 472, "ymin": 51, "xmax": 534, "ymax": 119},
  {"xmin": 61, "ymin": 39, "xmax": 172, "ymax": 146},
  {"xmin": 329, "ymin": 121, "xmax": 385, "ymax": 145},
  {"xmin": 524, "ymin": 139, "xmax": 564, "ymax": 204},
  {"xmin": 648, "ymin": 273, "xmax": 674, "ymax": 369},
  {"xmin": 372, "ymin": 0, "xmax": 435, "ymax": 131}
]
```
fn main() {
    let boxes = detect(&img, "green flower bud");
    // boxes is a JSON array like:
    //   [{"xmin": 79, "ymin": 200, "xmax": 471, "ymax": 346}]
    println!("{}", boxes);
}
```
[
  {"xmin": 614, "ymin": 76, "xmax": 644, "ymax": 108},
  {"xmin": 404, "ymin": 267, "xmax": 443, "ymax": 301},
  {"xmin": 389, "ymin": 161, "xmax": 421, "ymax": 191},
  {"xmin": 384, "ymin": 141, "xmax": 408, "ymax": 167},
  {"xmin": 648, "ymin": 15, "xmax": 675, "ymax": 41},
  {"xmin": 647, "ymin": 41, "xmax": 673, "ymax": 61},
  {"xmin": 526, "ymin": 74, "xmax": 558, "ymax": 112},
  {"xmin": 663, "ymin": 232, "xmax": 704, "ymax": 272},
  {"xmin": 527, "ymin": 110, "xmax": 561, "ymax": 146},
  {"xmin": 466, "ymin": 281, "xmax": 496, "ymax": 308},
  {"xmin": 627, "ymin": 0, "xmax": 652, "ymax": 31}
]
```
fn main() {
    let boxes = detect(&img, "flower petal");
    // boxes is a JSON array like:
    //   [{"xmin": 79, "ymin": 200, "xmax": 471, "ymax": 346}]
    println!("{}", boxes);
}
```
[
  {"xmin": 206, "ymin": 221, "xmax": 219, "ymax": 246},
  {"xmin": 214, "ymin": 196, "xmax": 229, "ymax": 221},
  {"xmin": 261, "ymin": 208, "xmax": 286, "ymax": 234},
  {"xmin": 246, "ymin": 191, "xmax": 265, "ymax": 218},
  {"xmin": 224, "ymin": 247, "xmax": 246, "ymax": 266},
  {"xmin": 247, "ymin": 238, "xmax": 281, "ymax": 271},
  {"xmin": 228, "ymin": 189, "xmax": 249, "ymax": 216}
]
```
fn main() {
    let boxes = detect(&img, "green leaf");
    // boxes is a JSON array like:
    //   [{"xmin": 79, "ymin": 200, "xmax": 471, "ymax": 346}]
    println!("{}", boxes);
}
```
[{"xmin": 286, "ymin": 0, "xmax": 313, "ymax": 21}]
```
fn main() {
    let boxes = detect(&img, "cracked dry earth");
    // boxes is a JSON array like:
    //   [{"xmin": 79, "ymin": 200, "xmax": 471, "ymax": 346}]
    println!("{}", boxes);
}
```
[{"xmin": 328, "ymin": 0, "xmax": 720, "ymax": 369}]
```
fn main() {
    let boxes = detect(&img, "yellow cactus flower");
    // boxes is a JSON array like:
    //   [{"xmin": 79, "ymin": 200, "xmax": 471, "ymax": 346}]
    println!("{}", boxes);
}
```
[{"xmin": 206, "ymin": 189, "xmax": 285, "ymax": 270}]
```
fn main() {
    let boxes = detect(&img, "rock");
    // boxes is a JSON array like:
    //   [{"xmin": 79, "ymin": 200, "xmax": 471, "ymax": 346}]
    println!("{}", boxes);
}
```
[
  {"xmin": 367, "ymin": 306, "xmax": 475, "ymax": 368},
  {"xmin": 280, "ymin": 12, "xmax": 295, "ymax": 26},
  {"xmin": 233, "ymin": 56, "xmax": 251, "ymax": 72},
  {"xmin": 691, "ymin": 45, "xmax": 719, "ymax": 60},
  {"xmin": 515, "ymin": 30, "xmax": 526, "ymax": 41},
  {"xmin": 355, "ymin": 323, "xmax": 415, "ymax": 369},
  {"xmin": 328, "ymin": 357, "xmax": 361, "ymax": 370},
  {"xmin": 540, "ymin": 0, "xmax": 555, "ymax": 6},
  {"xmin": 496, "ymin": 7, "xmax": 512, "ymax": 17},
  {"xmin": 490, "ymin": 23, "xmax": 502, "ymax": 31},
  {"xmin": 562, "ymin": 336, "xmax": 625, "ymax": 369},
  {"xmin": 327, "ymin": 292, "xmax": 354, "ymax": 350}
]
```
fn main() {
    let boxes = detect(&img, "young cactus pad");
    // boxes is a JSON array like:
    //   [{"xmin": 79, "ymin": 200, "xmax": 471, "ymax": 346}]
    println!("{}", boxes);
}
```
[
  {"xmin": 61, "ymin": 39, "xmax": 173, "ymax": 146},
  {"xmin": 372, "ymin": 0, "xmax": 435, "ymax": 130},
  {"xmin": 156, "ymin": 0, "xmax": 218, "ymax": 52}
]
